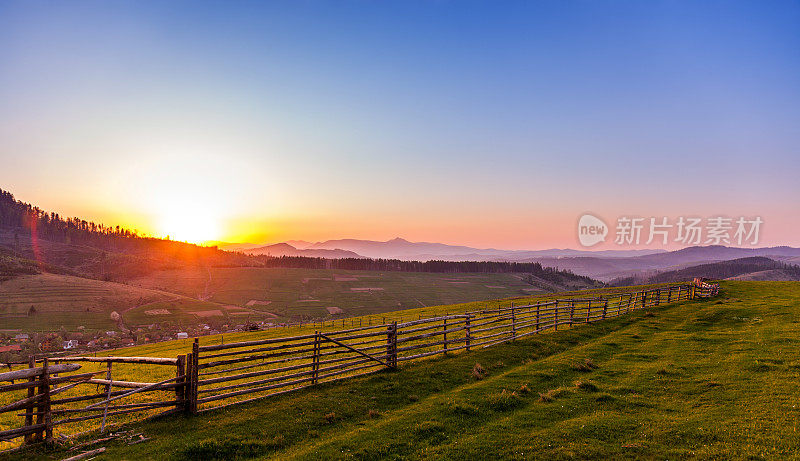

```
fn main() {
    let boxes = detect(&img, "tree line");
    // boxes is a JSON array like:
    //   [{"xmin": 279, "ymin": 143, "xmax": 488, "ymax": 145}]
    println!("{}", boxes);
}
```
[
  {"xmin": 0, "ymin": 188, "xmax": 244, "ymax": 266},
  {"xmin": 252, "ymin": 255, "xmax": 599, "ymax": 284}
]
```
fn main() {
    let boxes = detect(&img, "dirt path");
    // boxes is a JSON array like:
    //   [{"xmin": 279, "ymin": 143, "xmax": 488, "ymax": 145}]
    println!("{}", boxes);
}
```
[{"xmin": 198, "ymin": 267, "xmax": 213, "ymax": 301}]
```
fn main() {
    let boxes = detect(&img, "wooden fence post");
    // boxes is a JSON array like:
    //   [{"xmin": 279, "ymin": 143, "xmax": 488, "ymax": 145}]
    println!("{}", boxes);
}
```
[
  {"xmin": 312, "ymin": 331, "xmax": 320, "ymax": 384},
  {"xmin": 190, "ymin": 339, "xmax": 199, "ymax": 414},
  {"xmin": 511, "ymin": 303, "xmax": 516, "ymax": 341},
  {"xmin": 184, "ymin": 352, "xmax": 193, "ymax": 415},
  {"xmin": 667, "ymin": 286, "xmax": 672, "ymax": 303},
  {"xmin": 386, "ymin": 323, "xmax": 396, "ymax": 367},
  {"xmin": 44, "ymin": 358, "xmax": 53, "ymax": 442},
  {"xmin": 535, "ymin": 302, "xmax": 541, "ymax": 331},
  {"xmin": 569, "ymin": 300, "xmax": 575, "ymax": 327},
  {"xmin": 389, "ymin": 322, "xmax": 399, "ymax": 367},
  {"xmin": 176, "ymin": 355, "xmax": 186, "ymax": 413},
  {"xmin": 443, "ymin": 317, "xmax": 448, "ymax": 354},
  {"xmin": 465, "ymin": 316, "xmax": 471, "ymax": 351},
  {"xmin": 30, "ymin": 358, "xmax": 53, "ymax": 443},
  {"xmin": 35, "ymin": 358, "xmax": 53, "ymax": 442},
  {"xmin": 602, "ymin": 299, "xmax": 608, "ymax": 320},
  {"xmin": 586, "ymin": 300, "xmax": 591, "ymax": 323},
  {"xmin": 100, "ymin": 361, "xmax": 113, "ymax": 434},
  {"xmin": 554, "ymin": 300, "xmax": 559, "ymax": 331},
  {"xmin": 33, "ymin": 360, "xmax": 44, "ymax": 442},
  {"xmin": 392, "ymin": 322, "xmax": 398, "ymax": 367},
  {"xmin": 24, "ymin": 357, "xmax": 35, "ymax": 444}
]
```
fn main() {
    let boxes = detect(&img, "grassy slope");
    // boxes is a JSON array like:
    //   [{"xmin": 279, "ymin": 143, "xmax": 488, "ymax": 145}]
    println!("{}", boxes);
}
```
[
  {"xmin": 71, "ymin": 282, "xmax": 679, "ymax": 360},
  {"xmin": 0, "ymin": 282, "xmax": 679, "ymax": 452},
  {"xmin": 127, "ymin": 267, "xmax": 591, "ymax": 320},
  {"xmin": 0, "ymin": 273, "xmax": 212, "ymax": 332},
  {"xmin": 10, "ymin": 280, "xmax": 800, "ymax": 459},
  {"xmin": 0, "ymin": 266, "xmax": 599, "ymax": 333}
]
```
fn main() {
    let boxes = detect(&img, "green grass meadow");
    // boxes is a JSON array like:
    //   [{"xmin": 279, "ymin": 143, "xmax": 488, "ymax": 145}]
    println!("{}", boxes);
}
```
[
  {"xmin": 6, "ymin": 280, "xmax": 800, "ymax": 459},
  {"xmin": 128, "ymin": 267, "xmax": 555, "ymax": 320}
]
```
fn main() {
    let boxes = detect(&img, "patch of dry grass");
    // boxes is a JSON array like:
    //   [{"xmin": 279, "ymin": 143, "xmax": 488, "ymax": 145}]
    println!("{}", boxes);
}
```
[
  {"xmin": 472, "ymin": 362, "xmax": 487, "ymax": 380},
  {"xmin": 570, "ymin": 358, "xmax": 598, "ymax": 372}
]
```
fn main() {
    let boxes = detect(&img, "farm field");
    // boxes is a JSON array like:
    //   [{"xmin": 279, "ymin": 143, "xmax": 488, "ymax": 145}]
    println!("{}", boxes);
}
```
[
  {"xmin": 0, "ymin": 274, "xmax": 216, "ymax": 332},
  {"xmin": 127, "ymin": 267, "xmax": 571, "ymax": 321},
  {"xmin": 80, "ymin": 282, "xmax": 686, "ymax": 359},
  {"xmin": 0, "ymin": 267, "xmax": 572, "ymax": 333},
  {"xmin": 0, "ymin": 282, "xmax": 688, "ymax": 452},
  {"xmin": 7, "ymin": 281, "xmax": 799, "ymax": 459}
]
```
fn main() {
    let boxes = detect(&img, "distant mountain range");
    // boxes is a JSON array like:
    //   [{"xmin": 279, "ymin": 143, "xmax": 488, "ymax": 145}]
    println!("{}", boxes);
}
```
[
  {"xmin": 223, "ymin": 238, "xmax": 800, "ymax": 281},
  {"xmin": 245, "ymin": 243, "xmax": 363, "ymax": 259},
  {"xmin": 523, "ymin": 245, "xmax": 800, "ymax": 281},
  {"xmin": 304, "ymin": 237, "xmax": 669, "ymax": 260},
  {"xmin": 223, "ymin": 237, "xmax": 666, "ymax": 260}
]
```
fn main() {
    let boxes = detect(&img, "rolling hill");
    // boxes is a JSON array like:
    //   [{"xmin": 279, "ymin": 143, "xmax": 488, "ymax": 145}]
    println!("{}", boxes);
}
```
[
  {"xmin": 8, "ymin": 281, "xmax": 800, "ymax": 459},
  {"xmin": 609, "ymin": 256, "xmax": 800, "ymax": 286},
  {"xmin": 0, "ymin": 273, "xmax": 218, "ymax": 332},
  {"xmin": 126, "ymin": 266, "xmax": 601, "ymax": 323},
  {"xmin": 521, "ymin": 245, "xmax": 800, "ymax": 281}
]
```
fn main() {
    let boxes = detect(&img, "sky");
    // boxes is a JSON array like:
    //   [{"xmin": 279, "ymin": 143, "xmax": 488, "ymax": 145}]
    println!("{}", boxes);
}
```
[{"xmin": 1, "ymin": 1, "xmax": 799, "ymax": 249}]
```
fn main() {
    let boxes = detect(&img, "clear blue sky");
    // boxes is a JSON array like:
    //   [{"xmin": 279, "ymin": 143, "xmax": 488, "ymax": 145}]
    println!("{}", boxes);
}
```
[{"xmin": 1, "ymin": 1, "xmax": 798, "ymax": 248}]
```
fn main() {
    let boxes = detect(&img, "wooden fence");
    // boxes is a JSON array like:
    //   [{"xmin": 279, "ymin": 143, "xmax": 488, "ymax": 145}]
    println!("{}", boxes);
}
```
[
  {"xmin": 0, "ymin": 282, "xmax": 719, "ymax": 444},
  {"xmin": 189, "ymin": 282, "xmax": 716, "ymax": 412},
  {"xmin": 0, "ymin": 356, "xmax": 182, "ymax": 445}
]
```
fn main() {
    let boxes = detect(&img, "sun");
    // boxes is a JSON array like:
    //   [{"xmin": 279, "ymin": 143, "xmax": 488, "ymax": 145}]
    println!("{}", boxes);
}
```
[
  {"xmin": 157, "ymin": 208, "xmax": 221, "ymax": 244},
  {"xmin": 128, "ymin": 148, "xmax": 256, "ymax": 245}
]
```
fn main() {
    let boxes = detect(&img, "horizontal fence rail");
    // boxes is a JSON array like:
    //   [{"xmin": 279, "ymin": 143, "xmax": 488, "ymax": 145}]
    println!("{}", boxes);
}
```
[{"xmin": 0, "ymin": 282, "xmax": 719, "ymax": 445}]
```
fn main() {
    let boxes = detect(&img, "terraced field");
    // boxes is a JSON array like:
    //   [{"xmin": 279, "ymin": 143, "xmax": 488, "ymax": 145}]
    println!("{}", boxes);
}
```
[
  {"xmin": 0, "ymin": 274, "xmax": 252, "ymax": 332},
  {"xmin": 0, "ymin": 274, "xmax": 172, "ymax": 331},
  {"xmin": 128, "ymin": 267, "xmax": 570, "ymax": 321},
  {"xmin": 0, "ymin": 263, "xmax": 600, "ymax": 333}
]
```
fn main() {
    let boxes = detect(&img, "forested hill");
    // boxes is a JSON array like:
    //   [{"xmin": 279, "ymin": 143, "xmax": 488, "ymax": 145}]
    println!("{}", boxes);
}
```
[
  {"xmin": 0, "ymin": 188, "xmax": 602, "ymax": 286},
  {"xmin": 610, "ymin": 257, "xmax": 800, "ymax": 286},
  {"xmin": 0, "ymin": 188, "xmax": 243, "ymax": 264},
  {"xmin": 0, "ymin": 188, "xmax": 254, "ymax": 281}
]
